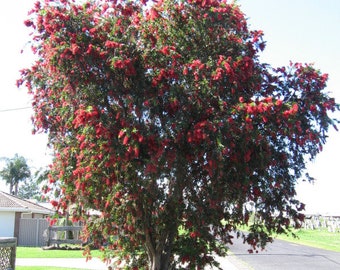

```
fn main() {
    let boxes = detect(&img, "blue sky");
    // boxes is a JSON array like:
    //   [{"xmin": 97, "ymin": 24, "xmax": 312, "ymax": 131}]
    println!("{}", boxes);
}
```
[{"xmin": 0, "ymin": 0, "xmax": 339, "ymax": 214}]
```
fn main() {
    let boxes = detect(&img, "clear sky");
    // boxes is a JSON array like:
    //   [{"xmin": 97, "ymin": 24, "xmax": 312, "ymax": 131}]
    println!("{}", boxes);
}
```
[
  {"xmin": 238, "ymin": 0, "xmax": 340, "ymax": 215},
  {"xmin": 0, "ymin": 0, "xmax": 339, "ymax": 215}
]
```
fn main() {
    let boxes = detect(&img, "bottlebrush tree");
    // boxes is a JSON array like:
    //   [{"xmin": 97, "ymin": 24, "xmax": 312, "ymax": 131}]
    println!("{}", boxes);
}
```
[{"xmin": 19, "ymin": 0, "xmax": 339, "ymax": 269}]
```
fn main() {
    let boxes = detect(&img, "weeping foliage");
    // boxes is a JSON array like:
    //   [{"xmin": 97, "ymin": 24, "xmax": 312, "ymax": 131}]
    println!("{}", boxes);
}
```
[{"xmin": 19, "ymin": 0, "xmax": 339, "ymax": 269}]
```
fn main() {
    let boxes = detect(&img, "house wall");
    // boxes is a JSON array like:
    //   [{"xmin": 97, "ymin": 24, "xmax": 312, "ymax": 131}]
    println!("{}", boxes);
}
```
[
  {"xmin": 0, "ymin": 212, "xmax": 15, "ymax": 237},
  {"xmin": 21, "ymin": 213, "xmax": 33, "ymax": 219},
  {"xmin": 21, "ymin": 213, "xmax": 48, "ymax": 219},
  {"xmin": 14, "ymin": 212, "xmax": 21, "ymax": 239}
]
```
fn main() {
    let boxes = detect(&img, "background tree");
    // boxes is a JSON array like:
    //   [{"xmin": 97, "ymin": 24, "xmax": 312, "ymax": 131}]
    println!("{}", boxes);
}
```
[
  {"xmin": 18, "ymin": 167, "xmax": 49, "ymax": 201},
  {"xmin": 0, "ymin": 154, "xmax": 31, "ymax": 196},
  {"xmin": 19, "ymin": 0, "xmax": 339, "ymax": 269},
  {"xmin": 17, "ymin": 179, "xmax": 40, "ymax": 200}
]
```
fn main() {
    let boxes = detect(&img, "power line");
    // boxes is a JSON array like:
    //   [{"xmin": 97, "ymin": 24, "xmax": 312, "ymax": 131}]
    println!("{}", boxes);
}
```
[{"xmin": 0, "ymin": 107, "xmax": 31, "ymax": 113}]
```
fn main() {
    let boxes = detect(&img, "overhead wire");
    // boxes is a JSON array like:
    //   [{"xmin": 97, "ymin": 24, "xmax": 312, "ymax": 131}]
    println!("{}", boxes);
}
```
[{"xmin": 0, "ymin": 107, "xmax": 31, "ymax": 113}]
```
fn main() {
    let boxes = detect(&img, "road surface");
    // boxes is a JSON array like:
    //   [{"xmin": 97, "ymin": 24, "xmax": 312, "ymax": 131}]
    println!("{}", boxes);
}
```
[{"xmin": 228, "ymin": 234, "xmax": 340, "ymax": 270}]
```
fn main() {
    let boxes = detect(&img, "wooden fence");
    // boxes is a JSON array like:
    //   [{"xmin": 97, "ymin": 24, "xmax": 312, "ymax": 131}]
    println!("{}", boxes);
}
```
[{"xmin": 46, "ymin": 225, "xmax": 83, "ymax": 246}]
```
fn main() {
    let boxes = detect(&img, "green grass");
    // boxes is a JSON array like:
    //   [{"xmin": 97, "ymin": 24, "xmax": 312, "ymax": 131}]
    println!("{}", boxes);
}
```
[
  {"xmin": 237, "ymin": 223, "xmax": 340, "ymax": 252},
  {"xmin": 275, "ymin": 228, "xmax": 340, "ymax": 252},
  {"xmin": 16, "ymin": 247, "xmax": 101, "ymax": 258},
  {"xmin": 16, "ymin": 247, "xmax": 103, "ymax": 270},
  {"xmin": 17, "ymin": 267, "xmax": 81, "ymax": 270}
]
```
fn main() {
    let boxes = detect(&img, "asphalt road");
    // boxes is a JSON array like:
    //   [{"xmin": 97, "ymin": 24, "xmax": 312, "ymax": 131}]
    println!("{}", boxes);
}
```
[{"xmin": 228, "ymin": 235, "xmax": 340, "ymax": 270}]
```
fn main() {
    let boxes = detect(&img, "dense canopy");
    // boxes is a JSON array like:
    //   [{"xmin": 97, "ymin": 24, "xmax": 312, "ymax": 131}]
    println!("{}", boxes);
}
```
[{"xmin": 19, "ymin": 0, "xmax": 339, "ymax": 269}]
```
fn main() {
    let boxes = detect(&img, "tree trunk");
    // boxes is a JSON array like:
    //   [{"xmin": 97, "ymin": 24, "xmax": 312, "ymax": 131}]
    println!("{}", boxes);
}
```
[
  {"xmin": 145, "ymin": 226, "xmax": 176, "ymax": 270},
  {"xmin": 14, "ymin": 183, "xmax": 19, "ymax": 196},
  {"xmin": 145, "ymin": 156, "xmax": 185, "ymax": 270},
  {"xmin": 150, "ymin": 253, "xmax": 161, "ymax": 270},
  {"xmin": 9, "ymin": 182, "xmax": 14, "ymax": 195},
  {"xmin": 149, "ymin": 250, "xmax": 173, "ymax": 270}
]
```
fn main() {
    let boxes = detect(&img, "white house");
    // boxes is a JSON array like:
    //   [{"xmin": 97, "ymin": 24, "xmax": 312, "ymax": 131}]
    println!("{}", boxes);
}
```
[{"xmin": 0, "ymin": 191, "xmax": 53, "ymax": 239}]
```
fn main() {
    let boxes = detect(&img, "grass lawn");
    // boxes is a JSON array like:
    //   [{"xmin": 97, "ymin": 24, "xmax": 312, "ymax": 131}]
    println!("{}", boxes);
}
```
[
  {"xmin": 16, "ymin": 247, "xmax": 101, "ymax": 258},
  {"xmin": 17, "ymin": 267, "xmax": 81, "ymax": 270},
  {"xmin": 275, "ymin": 228, "xmax": 340, "ymax": 252},
  {"xmin": 16, "ymin": 246, "xmax": 102, "ymax": 270}
]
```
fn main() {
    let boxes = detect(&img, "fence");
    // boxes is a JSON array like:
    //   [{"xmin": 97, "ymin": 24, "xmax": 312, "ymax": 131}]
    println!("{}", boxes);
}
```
[
  {"xmin": 18, "ymin": 218, "xmax": 83, "ymax": 247},
  {"xmin": 46, "ymin": 225, "xmax": 83, "ymax": 246},
  {"xmin": 0, "ymin": 237, "xmax": 16, "ymax": 270},
  {"xmin": 18, "ymin": 219, "xmax": 49, "ymax": 247}
]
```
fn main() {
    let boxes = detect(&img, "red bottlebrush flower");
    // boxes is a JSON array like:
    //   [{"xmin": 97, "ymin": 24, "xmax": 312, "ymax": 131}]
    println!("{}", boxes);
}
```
[
  {"xmin": 105, "ymin": 40, "xmax": 121, "ymax": 48},
  {"xmin": 160, "ymin": 46, "xmax": 170, "ymax": 55},
  {"xmin": 321, "ymin": 73, "xmax": 328, "ymax": 83},
  {"xmin": 50, "ymin": 200, "xmax": 58, "ymax": 207},
  {"xmin": 77, "ymin": 134, "xmax": 86, "ymax": 142},
  {"xmin": 183, "ymin": 66, "xmax": 189, "ymax": 75},
  {"xmin": 223, "ymin": 61, "xmax": 232, "ymax": 74},
  {"xmin": 115, "ymin": 191, "xmax": 122, "ymax": 199},
  {"xmin": 89, "ymin": 27, "xmax": 96, "ymax": 35},
  {"xmin": 113, "ymin": 59, "xmax": 125, "ymax": 69},
  {"xmin": 212, "ymin": 67, "xmax": 223, "ymax": 80},
  {"xmin": 276, "ymin": 99, "xmax": 283, "ymax": 107},
  {"xmin": 292, "ymin": 103, "xmax": 299, "ymax": 113},
  {"xmin": 244, "ymin": 150, "xmax": 251, "ymax": 162},
  {"xmin": 149, "ymin": 8, "xmax": 160, "ymax": 20},
  {"xmin": 190, "ymin": 231, "xmax": 201, "ymax": 238},
  {"xmin": 310, "ymin": 104, "xmax": 317, "ymax": 112},
  {"xmin": 71, "ymin": 43, "xmax": 80, "ymax": 55},
  {"xmin": 134, "ymin": 146, "xmax": 140, "ymax": 157},
  {"xmin": 118, "ymin": 129, "xmax": 126, "ymax": 139},
  {"xmin": 24, "ymin": 19, "xmax": 34, "ymax": 27},
  {"xmin": 122, "ymin": 135, "xmax": 129, "ymax": 145},
  {"xmin": 86, "ymin": 44, "xmax": 93, "ymax": 54},
  {"xmin": 253, "ymin": 187, "xmax": 261, "ymax": 196}
]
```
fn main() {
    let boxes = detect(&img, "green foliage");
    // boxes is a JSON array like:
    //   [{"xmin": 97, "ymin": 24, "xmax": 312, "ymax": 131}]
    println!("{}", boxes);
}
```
[
  {"xmin": 0, "ymin": 154, "xmax": 31, "ymax": 195},
  {"xmin": 19, "ymin": 0, "xmax": 339, "ymax": 269},
  {"xmin": 18, "ymin": 179, "xmax": 41, "ymax": 200},
  {"xmin": 18, "ymin": 167, "xmax": 50, "ymax": 200}
]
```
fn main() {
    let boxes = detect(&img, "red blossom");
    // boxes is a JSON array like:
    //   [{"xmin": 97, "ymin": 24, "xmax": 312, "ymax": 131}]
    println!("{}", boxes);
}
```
[
  {"xmin": 71, "ymin": 43, "xmax": 80, "ymax": 55},
  {"xmin": 113, "ymin": 59, "xmax": 124, "ymax": 69},
  {"xmin": 50, "ymin": 200, "xmax": 58, "ymax": 207},
  {"xmin": 24, "ymin": 19, "xmax": 34, "ymax": 27},
  {"xmin": 149, "ymin": 8, "xmax": 160, "ymax": 20},
  {"xmin": 122, "ymin": 135, "xmax": 129, "ymax": 145},
  {"xmin": 160, "ymin": 46, "xmax": 170, "ymax": 55},
  {"xmin": 105, "ymin": 40, "xmax": 122, "ymax": 48}
]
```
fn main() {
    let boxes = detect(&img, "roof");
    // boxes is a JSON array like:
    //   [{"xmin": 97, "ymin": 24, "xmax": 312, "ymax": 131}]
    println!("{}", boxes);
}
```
[{"xmin": 0, "ymin": 191, "xmax": 53, "ymax": 215}]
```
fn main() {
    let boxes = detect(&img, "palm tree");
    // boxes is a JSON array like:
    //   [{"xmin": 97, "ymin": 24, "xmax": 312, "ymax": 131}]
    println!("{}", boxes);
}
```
[{"xmin": 0, "ymin": 154, "xmax": 31, "ymax": 195}]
